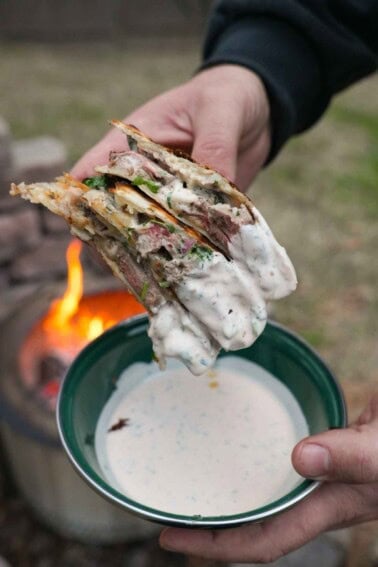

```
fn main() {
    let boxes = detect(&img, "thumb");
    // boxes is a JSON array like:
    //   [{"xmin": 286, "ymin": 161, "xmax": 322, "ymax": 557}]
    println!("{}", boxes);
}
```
[
  {"xmin": 191, "ymin": 92, "xmax": 244, "ymax": 183},
  {"xmin": 292, "ymin": 419, "xmax": 378, "ymax": 483}
]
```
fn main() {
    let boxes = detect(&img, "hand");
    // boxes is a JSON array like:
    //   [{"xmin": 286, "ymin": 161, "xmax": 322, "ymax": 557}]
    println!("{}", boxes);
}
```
[
  {"xmin": 159, "ymin": 393, "xmax": 378, "ymax": 563},
  {"xmin": 70, "ymin": 64, "xmax": 271, "ymax": 191}
]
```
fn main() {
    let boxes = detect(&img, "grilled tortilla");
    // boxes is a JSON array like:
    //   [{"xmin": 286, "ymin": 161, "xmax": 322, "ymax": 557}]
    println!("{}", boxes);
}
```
[
  {"xmin": 10, "ymin": 122, "xmax": 298, "ymax": 374},
  {"xmin": 96, "ymin": 121, "xmax": 297, "ymax": 300}
]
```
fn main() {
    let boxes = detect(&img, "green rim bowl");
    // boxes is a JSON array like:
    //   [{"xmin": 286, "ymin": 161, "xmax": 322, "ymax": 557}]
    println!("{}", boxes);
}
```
[{"xmin": 57, "ymin": 316, "xmax": 347, "ymax": 528}]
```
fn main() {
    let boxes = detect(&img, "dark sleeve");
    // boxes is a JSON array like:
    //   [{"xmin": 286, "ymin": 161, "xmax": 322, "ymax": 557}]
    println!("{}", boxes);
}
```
[{"xmin": 201, "ymin": 0, "xmax": 378, "ymax": 160}]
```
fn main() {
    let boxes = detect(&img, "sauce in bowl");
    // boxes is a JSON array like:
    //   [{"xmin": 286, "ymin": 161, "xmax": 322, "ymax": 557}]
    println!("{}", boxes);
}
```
[{"xmin": 95, "ymin": 357, "xmax": 308, "ymax": 517}]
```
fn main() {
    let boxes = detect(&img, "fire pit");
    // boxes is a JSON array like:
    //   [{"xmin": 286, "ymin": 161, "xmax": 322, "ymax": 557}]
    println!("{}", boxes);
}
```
[{"xmin": 0, "ymin": 240, "xmax": 160, "ymax": 544}]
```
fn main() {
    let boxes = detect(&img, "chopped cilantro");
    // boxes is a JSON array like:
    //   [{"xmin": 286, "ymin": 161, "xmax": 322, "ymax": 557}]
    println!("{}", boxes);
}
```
[
  {"xmin": 189, "ymin": 244, "xmax": 213, "ymax": 261},
  {"xmin": 140, "ymin": 281, "xmax": 149, "ymax": 302},
  {"xmin": 167, "ymin": 194, "xmax": 173, "ymax": 209},
  {"xmin": 83, "ymin": 174, "xmax": 111, "ymax": 190},
  {"xmin": 132, "ymin": 176, "xmax": 160, "ymax": 194}
]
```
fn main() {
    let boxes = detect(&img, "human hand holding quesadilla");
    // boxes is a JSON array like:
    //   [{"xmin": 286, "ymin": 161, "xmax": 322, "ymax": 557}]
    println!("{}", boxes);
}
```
[{"xmin": 11, "ymin": 120, "xmax": 296, "ymax": 375}]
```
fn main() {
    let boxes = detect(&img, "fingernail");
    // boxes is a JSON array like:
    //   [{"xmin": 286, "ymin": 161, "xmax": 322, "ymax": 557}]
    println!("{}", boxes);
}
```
[{"xmin": 298, "ymin": 443, "xmax": 330, "ymax": 478}]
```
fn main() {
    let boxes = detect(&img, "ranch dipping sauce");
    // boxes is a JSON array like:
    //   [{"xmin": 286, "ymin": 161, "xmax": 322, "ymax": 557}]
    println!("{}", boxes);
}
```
[{"xmin": 95, "ymin": 357, "xmax": 308, "ymax": 517}]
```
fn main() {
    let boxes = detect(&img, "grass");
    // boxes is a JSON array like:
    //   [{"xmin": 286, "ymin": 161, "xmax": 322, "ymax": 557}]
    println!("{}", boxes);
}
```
[{"xmin": 0, "ymin": 41, "xmax": 376, "ymax": 390}]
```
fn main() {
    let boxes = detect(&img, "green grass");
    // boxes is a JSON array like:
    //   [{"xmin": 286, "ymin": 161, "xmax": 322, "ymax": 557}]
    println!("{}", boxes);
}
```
[
  {"xmin": 0, "ymin": 41, "xmax": 376, "ymax": 389},
  {"xmin": 329, "ymin": 106, "xmax": 378, "ymax": 216}
]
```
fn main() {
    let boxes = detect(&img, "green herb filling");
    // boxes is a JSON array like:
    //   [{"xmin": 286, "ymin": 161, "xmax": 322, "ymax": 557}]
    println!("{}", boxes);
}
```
[
  {"xmin": 189, "ymin": 244, "xmax": 213, "ymax": 261},
  {"xmin": 132, "ymin": 176, "xmax": 160, "ymax": 194},
  {"xmin": 140, "ymin": 281, "xmax": 150, "ymax": 302},
  {"xmin": 83, "ymin": 174, "xmax": 112, "ymax": 190}
]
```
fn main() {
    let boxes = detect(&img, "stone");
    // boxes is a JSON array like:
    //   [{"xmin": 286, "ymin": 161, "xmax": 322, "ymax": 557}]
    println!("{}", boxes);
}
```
[
  {"xmin": 0, "ymin": 117, "xmax": 13, "ymax": 194},
  {"xmin": 0, "ymin": 270, "xmax": 9, "ymax": 291},
  {"xmin": 11, "ymin": 136, "xmax": 67, "ymax": 184},
  {"xmin": 371, "ymin": 536, "xmax": 378, "ymax": 564},
  {"xmin": 0, "ymin": 208, "xmax": 41, "ymax": 263},
  {"xmin": 0, "ymin": 282, "xmax": 40, "ymax": 324},
  {"xmin": 41, "ymin": 208, "xmax": 69, "ymax": 234},
  {"xmin": 0, "ymin": 191, "xmax": 24, "ymax": 213},
  {"xmin": 122, "ymin": 547, "xmax": 150, "ymax": 567},
  {"xmin": 231, "ymin": 534, "xmax": 346, "ymax": 567},
  {"xmin": 9, "ymin": 234, "xmax": 71, "ymax": 282}
]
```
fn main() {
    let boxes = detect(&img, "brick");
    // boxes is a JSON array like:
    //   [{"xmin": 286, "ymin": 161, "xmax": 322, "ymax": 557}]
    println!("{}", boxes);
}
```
[
  {"xmin": 0, "ymin": 269, "xmax": 9, "ymax": 291},
  {"xmin": 0, "ymin": 116, "xmax": 13, "ymax": 194},
  {"xmin": 0, "ymin": 282, "xmax": 40, "ymax": 324},
  {"xmin": 41, "ymin": 208, "xmax": 69, "ymax": 234},
  {"xmin": 0, "ymin": 182, "xmax": 37, "ymax": 212},
  {"xmin": 0, "ymin": 191, "xmax": 23, "ymax": 213},
  {"xmin": 11, "ymin": 136, "xmax": 67, "ymax": 184},
  {"xmin": 10, "ymin": 234, "xmax": 72, "ymax": 282},
  {"xmin": 372, "ymin": 536, "xmax": 378, "ymax": 563},
  {"xmin": 0, "ymin": 208, "xmax": 41, "ymax": 263}
]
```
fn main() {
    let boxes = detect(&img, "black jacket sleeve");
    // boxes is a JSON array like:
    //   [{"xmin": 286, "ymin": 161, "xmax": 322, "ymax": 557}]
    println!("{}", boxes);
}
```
[{"xmin": 202, "ymin": 0, "xmax": 377, "ymax": 160}]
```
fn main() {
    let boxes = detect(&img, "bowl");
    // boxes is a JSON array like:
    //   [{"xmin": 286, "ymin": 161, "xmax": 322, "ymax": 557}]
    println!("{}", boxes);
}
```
[{"xmin": 57, "ymin": 316, "xmax": 347, "ymax": 528}]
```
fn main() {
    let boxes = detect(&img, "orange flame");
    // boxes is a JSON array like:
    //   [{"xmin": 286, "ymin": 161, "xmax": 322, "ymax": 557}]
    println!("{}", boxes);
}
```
[
  {"xmin": 44, "ymin": 239, "xmax": 83, "ymax": 332},
  {"xmin": 41, "ymin": 239, "xmax": 145, "ymax": 348}
]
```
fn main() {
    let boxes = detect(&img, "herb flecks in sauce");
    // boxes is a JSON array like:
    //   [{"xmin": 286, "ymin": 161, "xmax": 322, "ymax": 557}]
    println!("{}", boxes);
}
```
[{"xmin": 189, "ymin": 244, "xmax": 213, "ymax": 262}]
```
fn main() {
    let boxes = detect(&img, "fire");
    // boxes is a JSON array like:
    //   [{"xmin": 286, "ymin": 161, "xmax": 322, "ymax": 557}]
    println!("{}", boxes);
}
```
[
  {"xmin": 44, "ymin": 240, "xmax": 84, "ymax": 332},
  {"xmin": 19, "ymin": 239, "xmax": 146, "ymax": 407},
  {"xmin": 42, "ymin": 239, "xmax": 145, "ymax": 346}
]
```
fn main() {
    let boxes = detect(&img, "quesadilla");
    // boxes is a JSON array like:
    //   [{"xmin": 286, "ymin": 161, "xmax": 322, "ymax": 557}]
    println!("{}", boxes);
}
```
[
  {"xmin": 97, "ymin": 121, "xmax": 296, "ymax": 301},
  {"xmin": 10, "ymin": 121, "xmax": 297, "ymax": 375}
]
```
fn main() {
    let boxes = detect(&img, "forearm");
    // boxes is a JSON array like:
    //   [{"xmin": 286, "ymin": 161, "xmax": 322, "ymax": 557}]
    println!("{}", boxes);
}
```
[{"xmin": 202, "ymin": 0, "xmax": 378, "ymax": 159}]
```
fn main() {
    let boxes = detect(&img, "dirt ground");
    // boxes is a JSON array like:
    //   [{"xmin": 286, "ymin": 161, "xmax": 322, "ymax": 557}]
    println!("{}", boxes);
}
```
[{"xmin": 0, "ymin": 41, "xmax": 377, "ymax": 566}]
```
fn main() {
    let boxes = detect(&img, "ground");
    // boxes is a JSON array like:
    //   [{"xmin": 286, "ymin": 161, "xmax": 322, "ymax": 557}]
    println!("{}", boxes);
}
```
[{"xmin": 0, "ymin": 41, "xmax": 377, "ymax": 566}]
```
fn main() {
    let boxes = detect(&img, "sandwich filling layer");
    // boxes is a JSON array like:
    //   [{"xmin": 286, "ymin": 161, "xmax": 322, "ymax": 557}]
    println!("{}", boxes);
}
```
[{"xmin": 11, "ymin": 122, "xmax": 298, "ymax": 375}]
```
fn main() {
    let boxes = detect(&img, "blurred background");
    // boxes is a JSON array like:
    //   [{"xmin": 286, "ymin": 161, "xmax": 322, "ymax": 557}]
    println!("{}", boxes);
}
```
[{"xmin": 0, "ymin": 1, "xmax": 377, "ymax": 566}]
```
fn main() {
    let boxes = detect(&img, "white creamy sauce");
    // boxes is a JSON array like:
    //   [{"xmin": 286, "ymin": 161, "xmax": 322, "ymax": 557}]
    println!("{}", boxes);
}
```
[
  {"xmin": 147, "ymin": 206, "xmax": 296, "ymax": 374},
  {"xmin": 95, "ymin": 357, "xmax": 308, "ymax": 517},
  {"xmin": 148, "ymin": 302, "xmax": 219, "ymax": 374},
  {"xmin": 175, "ymin": 252, "xmax": 267, "ymax": 351},
  {"xmin": 229, "ymin": 208, "xmax": 297, "ymax": 301}
]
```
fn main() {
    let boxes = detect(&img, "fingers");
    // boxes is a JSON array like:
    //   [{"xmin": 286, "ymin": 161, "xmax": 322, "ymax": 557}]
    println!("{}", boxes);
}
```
[
  {"xmin": 159, "ymin": 483, "xmax": 368, "ymax": 563},
  {"xmin": 236, "ymin": 127, "xmax": 271, "ymax": 190},
  {"xmin": 190, "ymin": 87, "xmax": 244, "ymax": 183},
  {"xmin": 190, "ymin": 65, "xmax": 270, "ymax": 185},
  {"xmin": 293, "ymin": 394, "xmax": 378, "ymax": 483},
  {"xmin": 70, "ymin": 88, "xmax": 193, "ymax": 180},
  {"xmin": 160, "ymin": 397, "xmax": 378, "ymax": 562}
]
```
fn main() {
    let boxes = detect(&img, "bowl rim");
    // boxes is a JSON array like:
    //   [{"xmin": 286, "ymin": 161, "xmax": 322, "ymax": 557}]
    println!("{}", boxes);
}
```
[{"xmin": 57, "ymin": 316, "xmax": 347, "ymax": 528}]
